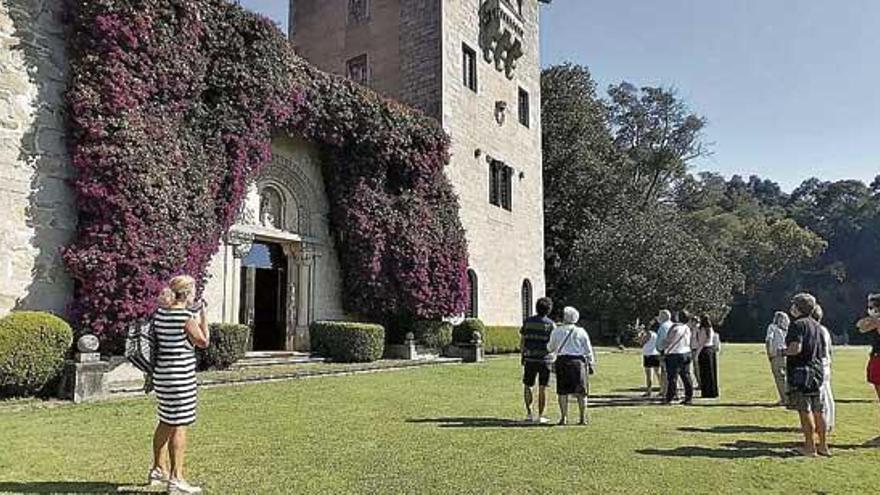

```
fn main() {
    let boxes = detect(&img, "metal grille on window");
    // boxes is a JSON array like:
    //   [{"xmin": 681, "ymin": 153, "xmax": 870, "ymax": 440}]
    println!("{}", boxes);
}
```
[
  {"xmin": 346, "ymin": 54, "xmax": 369, "ymax": 85},
  {"xmin": 521, "ymin": 279, "xmax": 533, "ymax": 321},
  {"xmin": 349, "ymin": 0, "xmax": 369, "ymax": 24},
  {"xmin": 501, "ymin": 166, "xmax": 512, "ymax": 211}
]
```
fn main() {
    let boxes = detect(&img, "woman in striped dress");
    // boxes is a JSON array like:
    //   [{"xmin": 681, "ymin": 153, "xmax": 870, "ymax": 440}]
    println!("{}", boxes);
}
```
[{"xmin": 148, "ymin": 275, "xmax": 210, "ymax": 494}]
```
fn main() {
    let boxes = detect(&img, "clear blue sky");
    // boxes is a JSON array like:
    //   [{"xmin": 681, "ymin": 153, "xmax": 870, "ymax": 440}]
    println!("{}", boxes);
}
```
[{"xmin": 238, "ymin": 0, "xmax": 879, "ymax": 191}]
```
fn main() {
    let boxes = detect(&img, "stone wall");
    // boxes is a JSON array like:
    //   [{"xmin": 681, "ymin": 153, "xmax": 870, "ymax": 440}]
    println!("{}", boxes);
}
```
[
  {"xmin": 399, "ymin": 0, "xmax": 442, "ymax": 119},
  {"xmin": 0, "ymin": 0, "xmax": 74, "ymax": 318},
  {"xmin": 441, "ymin": 0, "xmax": 546, "ymax": 325},
  {"xmin": 291, "ymin": 0, "xmax": 404, "ymax": 100}
]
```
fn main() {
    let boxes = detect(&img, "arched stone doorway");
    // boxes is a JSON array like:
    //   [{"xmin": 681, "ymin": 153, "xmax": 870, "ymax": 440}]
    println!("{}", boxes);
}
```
[{"xmin": 208, "ymin": 137, "xmax": 344, "ymax": 352}]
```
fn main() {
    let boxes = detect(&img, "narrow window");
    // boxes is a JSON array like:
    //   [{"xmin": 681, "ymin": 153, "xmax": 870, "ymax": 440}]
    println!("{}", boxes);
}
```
[
  {"xmin": 462, "ymin": 43, "xmax": 477, "ymax": 92},
  {"xmin": 346, "ymin": 54, "xmax": 369, "ymax": 85},
  {"xmin": 521, "ymin": 279, "xmax": 533, "ymax": 321},
  {"xmin": 467, "ymin": 269, "xmax": 479, "ymax": 318},
  {"xmin": 349, "ymin": 0, "xmax": 370, "ymax": 24},
  {"xmin": 518, "ymin": 88, "xmax": 530, "ymax": 127},
  {"xmin": 489, "ymin": 161, "xmax": 500, "ymax": 206},
  {"xmin": 501, "ymin": 165, "xmax": 512, "ymax": 211}
]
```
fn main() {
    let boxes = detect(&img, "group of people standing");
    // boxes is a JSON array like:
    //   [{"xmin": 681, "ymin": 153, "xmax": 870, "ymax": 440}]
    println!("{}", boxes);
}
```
[
  {"xmin": 638, "ymin": 309, "xmax": 720, "ymax": 404},
  {"xmin": 766, "ymin": 292, "xmax": 880, "ymax": 457},
  {"xmin": 520, "ymin": 297, "xmax": 595, "ymax": 425}
]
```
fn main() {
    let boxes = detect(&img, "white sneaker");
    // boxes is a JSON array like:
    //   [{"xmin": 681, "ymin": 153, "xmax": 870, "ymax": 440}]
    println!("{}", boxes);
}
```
[
  {"xmin": 147, "ymin": 467, "xmax": 167, "ymax": 487},
  {"xmin": 525, "ymin": 413, "xmax": 535, "ymax": 423},
  {"xmin": 537, "ymin": 416, "xmax": 550, "ymax": 425},
  {"xmin": 168, "ymin": 479, "xmax": 203, "ymax": 494}
]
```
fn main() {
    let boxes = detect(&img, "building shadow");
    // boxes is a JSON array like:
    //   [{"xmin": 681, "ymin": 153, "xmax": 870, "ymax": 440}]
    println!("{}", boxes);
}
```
[
  {"xmin": 7, "ymin": 0, "xmax": 76, "ymax": 315},
  {"xmin": 406, "ymin": 417, "xmax": 550, "ymax": 428},
  {"xmin": 679, "ymin": 425, "xmax": 799, "ymax": 434},
  {"xmin": 0, "ymin": 482, "xmax": 121, "ymax": 494}
]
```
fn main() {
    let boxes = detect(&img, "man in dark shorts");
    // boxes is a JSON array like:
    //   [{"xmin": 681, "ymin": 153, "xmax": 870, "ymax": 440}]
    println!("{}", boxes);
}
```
[
  {"xmin": 785, "ymin": 292, "xmax": 829, "ymax": 457},
  {"xmin": 520, "ymin": 297, "xmax": 555, "ymax": 424}
]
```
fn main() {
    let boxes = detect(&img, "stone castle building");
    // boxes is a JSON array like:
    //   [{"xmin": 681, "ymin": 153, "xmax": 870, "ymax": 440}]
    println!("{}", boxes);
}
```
[
  {"xmin": 291, "ymin": 0, "xmax": 549, "ymax": 327},
  {"xmin": 0, "ymin": 0, "xmax": 548, "ymax": 351}
]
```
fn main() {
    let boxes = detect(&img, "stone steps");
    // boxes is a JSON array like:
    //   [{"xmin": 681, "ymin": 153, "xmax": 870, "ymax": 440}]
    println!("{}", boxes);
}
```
[{"xmin": 229, "ymin": 351, "xmax": 325, "ymax": 369}]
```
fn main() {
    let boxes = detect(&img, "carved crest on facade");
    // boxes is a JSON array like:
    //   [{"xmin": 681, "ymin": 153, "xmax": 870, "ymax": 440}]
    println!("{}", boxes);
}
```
[{"xmin": 479, "ymin": 0, "xmax": 525, "ymax": 80}]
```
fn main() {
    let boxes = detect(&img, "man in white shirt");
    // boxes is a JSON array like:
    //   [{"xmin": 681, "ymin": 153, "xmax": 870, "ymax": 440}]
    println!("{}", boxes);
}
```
[
  {"xmin": 765, "ymin": 311, "xmax": 790, "ymax": 405},
  {"xmin": 662, "ymin": 310, "xmax": 694, "ymax": 405}
]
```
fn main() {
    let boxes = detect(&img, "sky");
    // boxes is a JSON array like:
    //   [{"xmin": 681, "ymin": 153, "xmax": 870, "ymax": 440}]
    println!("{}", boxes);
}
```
[{"xmin": 238, "ymin": 0, "xmax": 879, "ymax": 192}]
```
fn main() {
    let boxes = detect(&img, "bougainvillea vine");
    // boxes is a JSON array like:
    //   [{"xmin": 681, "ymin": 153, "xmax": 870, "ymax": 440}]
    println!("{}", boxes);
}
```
[{"xmin": 63, "ymin": 0, "xmax": 469, "ymax": 342}]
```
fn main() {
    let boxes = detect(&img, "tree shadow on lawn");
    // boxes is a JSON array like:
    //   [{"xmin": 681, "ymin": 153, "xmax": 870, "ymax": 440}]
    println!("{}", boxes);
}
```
[
  {"xmin": 638, "ymin": 439, "xmax": 875, "ymax": 460},
  {"xmin": 406, "ymin": 417, "xmax": 552, "ymax": 428},
  {"xmin": 0, "ymin": 482, "xmax": 122, "ymax": 494},
  {"xmin": 679, "ymin": 425, "xmax": 799, "ymax": 434}
]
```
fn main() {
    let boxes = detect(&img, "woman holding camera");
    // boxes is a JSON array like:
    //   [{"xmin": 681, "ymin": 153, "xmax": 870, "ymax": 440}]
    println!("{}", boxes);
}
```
[{"xmin": 148, "ymin": 275, "xmax": 210, "ymax": 494}]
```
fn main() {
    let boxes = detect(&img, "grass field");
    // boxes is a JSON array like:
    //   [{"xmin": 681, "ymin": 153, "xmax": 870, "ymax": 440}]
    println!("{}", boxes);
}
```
[{"xmin": 2, "ymin": 344, "xmax": 880, "ymax": 494}]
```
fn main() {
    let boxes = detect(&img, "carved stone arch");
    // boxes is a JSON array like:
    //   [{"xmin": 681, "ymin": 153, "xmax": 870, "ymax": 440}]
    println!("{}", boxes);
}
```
[{"xmin": 258, "ymin": 154, "xmax": 321, "ymax": 236}]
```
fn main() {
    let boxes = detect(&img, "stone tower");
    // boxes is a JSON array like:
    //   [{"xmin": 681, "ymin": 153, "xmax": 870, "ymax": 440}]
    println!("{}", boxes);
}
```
[{"xmin": 290, "ymin": 0, "xmax": 549, "ymax": 325}]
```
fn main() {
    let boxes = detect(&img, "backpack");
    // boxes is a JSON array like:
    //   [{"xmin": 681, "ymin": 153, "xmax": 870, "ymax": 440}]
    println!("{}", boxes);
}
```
[{"xmin": 125, "ymin": 317, "xmax": 156, "ymax": 376}]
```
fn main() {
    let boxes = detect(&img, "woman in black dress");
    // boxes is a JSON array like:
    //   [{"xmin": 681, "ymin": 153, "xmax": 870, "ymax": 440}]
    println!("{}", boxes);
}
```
[{"xmin": 696, "ymin": 315, "xmax": 719, "ymax": 398}]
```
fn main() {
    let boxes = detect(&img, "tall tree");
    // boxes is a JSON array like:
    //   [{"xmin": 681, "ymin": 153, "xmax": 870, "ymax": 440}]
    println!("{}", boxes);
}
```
[
  {"xmin": 607, "ymin": 83, "xmax": 708, "ymax": 208},
  {"xmin": 541, "ymin": 64, "xmax": 622, "ymax": 301}
]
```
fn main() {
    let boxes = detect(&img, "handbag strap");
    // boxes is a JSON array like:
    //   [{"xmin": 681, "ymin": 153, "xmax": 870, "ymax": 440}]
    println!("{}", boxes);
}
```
[
  {"xmin": 555, "ymin": 327, "xmax": 577, "ymax": 355},
  {"xmin": 665, "ymin": 325, "xmax": 687, "ymax": 354}
]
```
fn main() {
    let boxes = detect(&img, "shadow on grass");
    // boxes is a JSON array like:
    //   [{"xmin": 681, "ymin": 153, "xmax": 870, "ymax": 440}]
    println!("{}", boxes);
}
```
[
  {"xmin": 0, "ymin": 482, "xmax": 121, "ymax": 494},
  {"xmin": 679, "ymin": 425, "xmax": 800, "ymax": 434},
  {"xmin": 687, "ymin": 401, "xmax": 779, "ymax": 409},
  {"xmin": 638, "ymin": 439, "xmax": 876, "ymax": 459},
  {"xmin": 406, "ymin": 417, "xmax": 551, "ymax": 428},
  {"xmin": 835, "ymin": 398, "xmax": 875, "ymax": 404}
]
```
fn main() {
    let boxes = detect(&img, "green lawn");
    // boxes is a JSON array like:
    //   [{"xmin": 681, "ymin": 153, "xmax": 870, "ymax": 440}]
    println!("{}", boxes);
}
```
[{"xmin": 2, "ymin": 344, "xmax": 880, "ymax": 494}]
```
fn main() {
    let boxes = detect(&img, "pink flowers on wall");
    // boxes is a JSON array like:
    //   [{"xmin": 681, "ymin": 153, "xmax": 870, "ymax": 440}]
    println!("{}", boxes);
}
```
[{"xmin": 62, "ymin": 0, "xmax": 469, "ymax": 344}]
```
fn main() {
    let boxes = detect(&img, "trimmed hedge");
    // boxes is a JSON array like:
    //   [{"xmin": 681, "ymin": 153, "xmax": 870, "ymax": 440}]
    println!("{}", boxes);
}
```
[
  {"xmin": 310, "ymin": 321, "xmax": 385, "ymax": 363},
  {"xmin": 197, "ymin": 323, "xmax": 251, "ymax": 370},
  {"xmin": 483, "ymin": 326, "xmax": 521, "ymax": 354},
  {"xmin": 411, "ymin": 320, "xmax": 453, "ymax": 349},
  {"xmin": 0, "ymin": 312, "xmax": 74, "ymax": 398},
  {"xmin": 452, "ymin": 318, "xmax": 487, "ymax": 344}
]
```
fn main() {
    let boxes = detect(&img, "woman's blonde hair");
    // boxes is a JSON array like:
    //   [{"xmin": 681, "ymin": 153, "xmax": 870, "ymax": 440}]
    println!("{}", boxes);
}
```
[{"xmin": 166, "ymin": 275, "xmax": 196, "ymax": 304}]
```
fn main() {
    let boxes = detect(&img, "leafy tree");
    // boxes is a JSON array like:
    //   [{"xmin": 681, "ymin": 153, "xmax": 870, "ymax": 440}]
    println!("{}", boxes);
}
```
[
  {"xmin": 607, "ymin": 83, "xmax": 708, "ymax": 208},
  {"xmin": 568, "ymin": 208, "xmax": 740, "ymax": 342},
  {"xmin": 541, "ymin": 64, "xmax": 623, "ymax": 301}
]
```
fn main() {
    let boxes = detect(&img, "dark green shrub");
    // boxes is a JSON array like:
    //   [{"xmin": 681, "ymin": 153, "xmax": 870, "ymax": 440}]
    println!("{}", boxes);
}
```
[
  {"xmin": 196, "ymin": 323, "xmax": 251, "ymax": 370},
  {"xmin": 483, "ymin": 326, "xmax": 521, "ymax": 354},
  {"xmin": 0, "ymin": 312, "xmax": 74, "ymax": 398},
  {"xmin": 310, "ymin": 321, "xmax": 385, "ymax": 363},
  {"xmin": 452, "ymin": 318, "xmax": 487, "ymax": 344},
  {"xmin": 411, "ymin": 320, "xmax": 453, "ymax": 349}
]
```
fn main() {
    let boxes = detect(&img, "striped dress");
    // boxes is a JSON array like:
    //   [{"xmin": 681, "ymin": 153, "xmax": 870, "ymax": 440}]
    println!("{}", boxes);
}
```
[{"xmin": 152, "ymin": 308, "xmax": 199, "ymax": 426}]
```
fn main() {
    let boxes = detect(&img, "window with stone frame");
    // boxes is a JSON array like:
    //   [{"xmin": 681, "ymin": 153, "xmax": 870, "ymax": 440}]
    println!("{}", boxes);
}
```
[
  {"xmin": 462, "ymin": 43, "xmax": 478, "ymax": 92},
  {"xmin": 348, "ymin": 0, "xmax": 370, "ymax": 24},
  {"xmin": 346, "ymin": 54, "xmax": 369, "ymax": 85},
  {"xmin": 518, "ymin": 87, "xmax": 530, "ymax": 128},
  {"xmin": 489, "ymin": 160, "xmax": 513, "ymax": 211}
]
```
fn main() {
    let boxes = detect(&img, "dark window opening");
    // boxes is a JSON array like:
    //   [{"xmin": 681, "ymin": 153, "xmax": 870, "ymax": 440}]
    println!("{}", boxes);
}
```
[
  {"xmin": 518, "ymin": 88, "xmax": 530, "ymax": 127},
  {"xmin": 346, "ymin": 54, "xmax": 369, "ymax": 84},
  {"xmin": 489, "ymin": 160, "xmax": 513, "ymax": 211},
  {"xmin": 521, "ymin": 279, "xmax": 533, "ymax": 321},
  {"xmin": 462, "ymin": 44, "xmax": 477, "ymax": 92},
  {"xmin": 467, "ymin": 269, "xmax": 479, "ymax": 318},
  {"xmin": 349, "ymin": 0, "xmax": 370, "ymax": 24}
]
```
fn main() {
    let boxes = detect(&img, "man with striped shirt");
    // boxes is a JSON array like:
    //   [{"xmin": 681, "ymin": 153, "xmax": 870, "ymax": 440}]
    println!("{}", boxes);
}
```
[{"xmin": 521, "ymin": 297, "xmax": 556, "ymax": 424}]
